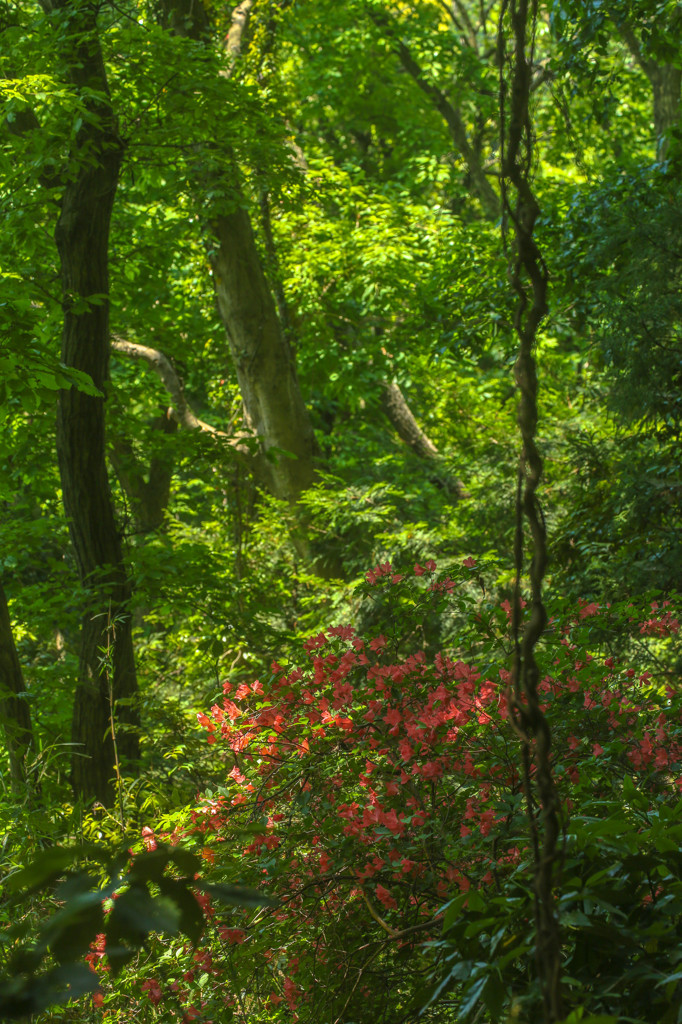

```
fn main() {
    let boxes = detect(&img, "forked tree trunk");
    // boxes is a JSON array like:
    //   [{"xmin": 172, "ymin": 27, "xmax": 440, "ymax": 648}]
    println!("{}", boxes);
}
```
[
  {"xmin": 0, "ymin": 581, "xmax": 36, "ymax": 792},
  {"xmin": 618, "ymin": 20, "xmax": 682, "ymax": 160},
  {"xmin": 46, "ymin": 0, "xmax": 139, "ymax": 803}
]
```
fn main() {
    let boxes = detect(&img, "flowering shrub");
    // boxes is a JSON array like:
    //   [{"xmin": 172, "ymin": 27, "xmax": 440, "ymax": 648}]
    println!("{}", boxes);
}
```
[{"xmin": 76, "ymin": 564, "xmax": 681, "ymax": 1024}]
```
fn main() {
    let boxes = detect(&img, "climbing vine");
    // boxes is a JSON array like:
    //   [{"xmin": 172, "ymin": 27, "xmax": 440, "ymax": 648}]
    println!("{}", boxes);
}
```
[{"xmin": 498, "ymin": 0, "xmax": 564, "ymax": 1019}]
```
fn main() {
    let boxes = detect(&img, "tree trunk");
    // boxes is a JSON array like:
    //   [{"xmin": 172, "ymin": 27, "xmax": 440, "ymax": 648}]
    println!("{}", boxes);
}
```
[
  {"xmin": 210, "ymin": 206, "xmax": 318, "ymax": 501},
  {"xmin": 0, "ymin": 581, "xmax": 36, "ymax": 792},
  {"xmin": 618, "ymin": 21, "xmax": 682, "ymax": 161},
  {"xmin": 650, "ymin": 64, "xmax": 682, "ymax": 159},
  {"xmin": 47, "ymin": 0, "xmax": 139, "ymax": 803}
]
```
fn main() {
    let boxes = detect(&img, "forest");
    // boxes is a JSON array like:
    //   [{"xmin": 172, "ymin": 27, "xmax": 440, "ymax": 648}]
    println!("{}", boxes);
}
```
[{"xmin": 0, "ymin": 0, "xmax": 681, "ymax": 1021}]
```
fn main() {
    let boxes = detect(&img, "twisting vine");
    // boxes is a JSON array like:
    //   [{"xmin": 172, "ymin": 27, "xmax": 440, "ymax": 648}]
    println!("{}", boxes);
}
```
[{"xmin": 498, "ymin": 0, "xmax": 564, "ymax": 1020}]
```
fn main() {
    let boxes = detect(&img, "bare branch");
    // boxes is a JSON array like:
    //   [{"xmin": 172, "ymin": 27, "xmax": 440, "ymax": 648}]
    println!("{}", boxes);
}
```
[
  {"xmin": 359, "ymin": 885, "xmax": 441, "ymax": 941},
  {"xmin": 368, "ymin": 9, "xmax": 499, "ymax": 218},
  {"xmin": 360, "ymin": 885, "xmax": 400, "ymax": 938}
]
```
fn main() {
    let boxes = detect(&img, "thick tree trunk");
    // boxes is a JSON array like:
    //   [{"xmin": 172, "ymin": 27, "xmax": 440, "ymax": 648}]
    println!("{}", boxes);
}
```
[
  {"xmin": 650, "ymin": 64, "xmax": 682, "ymax": 159},
  {"xmin": 210, "ymin": 206, "xmax": 318, "ymax": 501},
  {"xmin": 47, "ymin": 0, "xmax": 139, "ymax": 803},
  {"xmin": 0, "ymin": 581, "xmax": 35, "ymax": 791}
]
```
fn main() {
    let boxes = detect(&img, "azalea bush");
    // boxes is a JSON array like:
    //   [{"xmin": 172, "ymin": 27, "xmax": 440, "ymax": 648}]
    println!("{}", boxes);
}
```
[
  {"xmin": 72, "ymin": 562, "xmax": 680, "ymax": 1024},
  {"xmin": 15, "ymin": 563, "xmax": 680, "ymax": 1023}
]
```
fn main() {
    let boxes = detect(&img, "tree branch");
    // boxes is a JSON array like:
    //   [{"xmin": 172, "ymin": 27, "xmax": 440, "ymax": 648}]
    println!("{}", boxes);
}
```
[
  {"xmin": 359, "ymin": 885, "xmax": 441, "ymax": 941},
  {"xmin": 111, "ymin": 336, "xmax": 244, "ymax": 442},
  {"xmin": 381, "ymin": 381, "xmax": 439, "ymax": 459},
  {"xmin": 360, "ymin": 885, "xmax": 400, "ymax": 937},
  {"xmin": 226, "ymin": 0, "xmax": 256, "ymax": 65},
  {"xmin": 368, "ymin": 10, "xmax": 499, "ymax": 218}
]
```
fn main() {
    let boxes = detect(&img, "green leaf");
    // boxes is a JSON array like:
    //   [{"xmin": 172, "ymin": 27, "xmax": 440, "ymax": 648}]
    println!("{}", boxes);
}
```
[
  {"xmin": 442, "ymin": 893, "xmax": 469, "ymax": 933},
  {"xmin": 3, "ymin": 845, "xmax": 102, "ymax": 894},
  {"xmin": 158, "ymin": 878, "xmax": 205, "ymax": 946},
  {"xmin": 459, "ymin": 975, "xmax": 487, "ymax": 1018},
  {"xmin": 196, "ymin": 881, "xmax": 277, "ymax": 908},
  {"xmin": 481, "ymin": 973, "xmax": 505, "ymax": 1019},
  {"xmin": 127, "ymin": 846, "xmax": 171, "ymax": 882}
]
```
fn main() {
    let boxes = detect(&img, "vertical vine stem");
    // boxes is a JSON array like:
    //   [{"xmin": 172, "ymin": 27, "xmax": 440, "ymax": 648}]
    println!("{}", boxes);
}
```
[
  {"xmin": 104, "ymin": 605, "xmax": 126, "ymax": 832},
  {"xmin": 498, "ymin": 0, "xmax": 564, "ymax": 1020}
]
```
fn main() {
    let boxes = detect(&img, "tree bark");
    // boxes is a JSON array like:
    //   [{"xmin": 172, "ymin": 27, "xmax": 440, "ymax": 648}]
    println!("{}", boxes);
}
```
[
  {"xmin": 380, "ymin": 381, "xmax": 440, "ymax": 459},
  {"xmin": 0, "ymin": 581, "xmax": 36, "ymax": 792},
  {"xmin": 46, "ymin": 0, "xmax": 139, "ymax": 803},
  {"xmin": 650, "ymin": 64, "xmax": 682, "ymax": 158},
  {"xmin": 210, "ymin": 206, "xmax": 318, "ymax": 501},
  {"xmin": 226, "ymin": 0, "xmax": 256, "ymax": 67}
]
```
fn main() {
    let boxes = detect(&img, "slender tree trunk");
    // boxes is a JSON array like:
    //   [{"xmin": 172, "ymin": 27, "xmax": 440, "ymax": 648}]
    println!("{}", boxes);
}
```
[
  {"xmin": 46, "ymin": 0, "xmax": 139, "ymax": 803},
  {"xmin": 618, "ymin": 21, "xmax": 682, "ymax": 160},
  {"xmin": 0, "ymin": 581, "xmax": 36, "ymax": 792}
]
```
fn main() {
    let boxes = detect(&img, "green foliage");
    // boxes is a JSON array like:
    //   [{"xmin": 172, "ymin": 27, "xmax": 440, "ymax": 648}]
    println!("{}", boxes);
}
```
[
  {"xmin": 0, "ymin": 840, "xmax": 272, "ymax": 1020},
  {"xmin": 1, "ymin": 0, "xmax": 681, "ymax": 1020}
]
